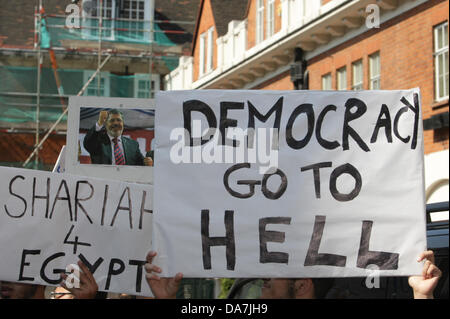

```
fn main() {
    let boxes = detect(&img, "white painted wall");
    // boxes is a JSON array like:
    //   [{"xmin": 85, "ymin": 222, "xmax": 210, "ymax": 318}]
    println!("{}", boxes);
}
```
[{"xmin": 424, "ymin": 149, "xmax": 449, "ymax": 221}]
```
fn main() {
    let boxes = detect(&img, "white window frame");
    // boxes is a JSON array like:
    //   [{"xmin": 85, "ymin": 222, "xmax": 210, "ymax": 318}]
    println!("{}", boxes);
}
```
[
  {"xmin": 121, "ymin": 0, "xmax": 151, "ymax": 41},
  {"xmin": 267, "ymin": 0, "xmax": 275, "ymax": 38},
  {"xmin": 336, "ymin": 66, "xmax": 347, "ymax": 90},
  {"xmin": 434, "ymin": 22, "xmax": 449, "ymax": 101},
  {"xmin": 352, "ymin": 60, "xmax": 363, "ymax": 91},
  {"xmin": 256, "ymin": 0, "xmax": 264, "ymax": 44},
  {"xmin": 206, "ymin": 27, "xmax": 214, "ymax": 73},
  {"xmin": 82, "ymin": 0, "xmax": 116, "ymax": 41},
  {"xmin": 199, "ymin": 32, "xmax": 206, "ymax": 77},
  {"xmin": 369, "ymin": 52, "xmax": 381, "ymax": 90},
  {"xmin": 134, "ymin": 73, "xmax": 160, "ymax": 99},
  {"xmin": 83, "ymin": 71, "xmax": 110, "ymax": 97},
  {"xmin": 301, "ymin": 0, "xmax": 309, "ymax": 19},
  {"xmin": 321, "ymin": 73, "xmax": 332, "ymax": 90}
]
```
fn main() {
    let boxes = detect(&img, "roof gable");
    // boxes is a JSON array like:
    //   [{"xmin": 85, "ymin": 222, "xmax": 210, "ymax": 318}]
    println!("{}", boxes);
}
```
[
  {"xmin": 191, "ymin": 0, "xmax": 249, "ymax": 55},
  {"xmin": 210, "ymin": 0, "xmax": 249, "ymax": 37}
]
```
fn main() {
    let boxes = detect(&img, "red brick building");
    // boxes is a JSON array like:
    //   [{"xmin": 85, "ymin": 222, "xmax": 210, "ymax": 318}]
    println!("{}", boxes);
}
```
[{"xmin": 166, "ymin": 0, "xmax": 449, "ymax": 209}]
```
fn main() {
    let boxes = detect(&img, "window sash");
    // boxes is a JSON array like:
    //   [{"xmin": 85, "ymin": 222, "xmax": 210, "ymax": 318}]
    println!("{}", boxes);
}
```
[
  {"xmin": 256, "ymin": 0, "xmax": 264, "ymax": 43},
  {"xmin": 434, "ymin": 23, "xmax": 449, "ymax": 100},
  {"xmin": 121, "ymin": 0, "xmax": 146, "ymax": 40},
  {"xmin": 352, "ymin": 60, "xmax": 363, "ymax": 90},
  {"xmin": 369, "ymin": 53, "xmax": 380, "ymax": 90},
  {"xmin": 337, "ymin": 67, "xmax": 347, "ymax": 90},
  {"xmin": 322, "ymin": 74, "xmax": 332, "ymax": 90},
  {"xmin": 84, "ymin": 71, "xmax": 110, "ymax": 97},
  {"xmin": 87, "ymin": 0, "xmax": 116, "ymax": 39},
  {"xmin": 267, "ymin": 0, "xmax": 275, "ymax": 37},
  {"xmin": 135, "ymin": 74, "xmax": 158, "ymax": 99},
  {"xmin": 199, "ymin": 33, "xmax": 206, "ymax": 76},
  {"xmin": 137, "ymin": 80, "xmax": 155, "ymax": 98},
  {"xmin": 87, "ymin": 80, "xmax": 105, "ymax": 96},
  {"xmin": 435, "ymin": 51, "xmax": 449, "ymax": 100},
  {"xmin": 302, "ymin": 0, "xmax": 308, "ymax": 17},
  {"xmin": 206, "ymin": 28, "xmax": 214, "ymax": 72},
  {"xmin": 123, "ymin": 0, "xmax": 146, "ymax": 20},
  {"xmin": 434, "ymin": 23, "xmax": 448, "ymax": 52},
  {"xmin": 92, "ymin": 0, "xmax": 114, "ymax": 18}
]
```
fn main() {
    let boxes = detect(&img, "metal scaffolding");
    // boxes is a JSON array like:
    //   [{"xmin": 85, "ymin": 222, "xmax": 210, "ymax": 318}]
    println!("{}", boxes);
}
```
[{"xmin": 2, "ymin": 0, "xmax": 195, "ymax": 169}]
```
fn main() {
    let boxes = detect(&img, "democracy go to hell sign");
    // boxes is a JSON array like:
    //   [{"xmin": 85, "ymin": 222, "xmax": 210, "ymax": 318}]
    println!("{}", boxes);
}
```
[{"xmin": 152, "ymin": 89, "xmax": 427, "ymax": 278}]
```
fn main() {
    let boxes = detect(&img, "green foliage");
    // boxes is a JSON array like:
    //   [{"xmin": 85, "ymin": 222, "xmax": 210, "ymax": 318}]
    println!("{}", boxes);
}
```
[{"xmin": 218, "ymin": 278, "xmax": 235, "ymax": 299}]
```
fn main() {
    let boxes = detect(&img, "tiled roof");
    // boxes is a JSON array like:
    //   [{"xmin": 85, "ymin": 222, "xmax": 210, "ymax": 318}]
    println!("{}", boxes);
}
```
[
  {"xmin": 0, "ymin": 0, "xmax": 42, "ymax": 48},
  {"xmin": 0, "ymin": 0, "xmax": 200, "ymax": 49},
  {"xmin": 155, "ymin": 0, "xmax": 201, "ymax": 47}
]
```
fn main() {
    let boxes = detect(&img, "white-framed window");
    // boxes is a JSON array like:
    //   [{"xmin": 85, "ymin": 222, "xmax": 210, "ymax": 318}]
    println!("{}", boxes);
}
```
[
  {"xmin": 352, "ymin": 60, "xmax": 363, "ymax": 91},
  {"xmin": 256, "ymin": 0, "xmax": 264, "ymax": 43},
  {"xmin": 121, "ymin": 0, "xmax": 147, "ymax": 41},
  {"xmin": 206, "ymin": 27, "xmax": 214, "ymax": 73},
  {"xmin": 122, "ymin": 0, "xmax": 145, "ymax": 20},
  {"xmin": 134, "ymin": 74, "xmax": 160, "ymax": 99},
  {"xmin": 322, "ymin": 73, "xmax": 332, "ymax": 90},
  {"xmin": 83, "ymin": 71, "xmax": 110, "ymax": 97},
  {"xmin": 336, "ymin": 66, "xmax": 347, "ymax": 90},
  {"xmin": 267, "ymin": 0, "xmax": 275, "ymax": 38},
  {"xmin": 199, "ymin": 32, "xmax": 206, "ymax": 77},
  {"xmin": 84, "ymin": 0, "xmax": 116, "ymax": 40},
  {"xmin": 301, "ymin": 0, "xmax": 309, "ymax": 18},
  {"xmin": 83, "ymin": 0, "xmax": 152, "ymax": 41},
  {"xmin": 369, "ymin": 52, "xmax": 380, "ymax": 90},
  {"xmin": 434, "ymin": 22, "xmax": 449, "ymax": 101}
]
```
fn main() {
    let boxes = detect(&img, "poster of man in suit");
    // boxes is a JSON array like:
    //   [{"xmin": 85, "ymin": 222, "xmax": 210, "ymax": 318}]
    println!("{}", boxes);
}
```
[{"xmin": 81, "ymin": 108, "xmax": 154, "ymax": 167}]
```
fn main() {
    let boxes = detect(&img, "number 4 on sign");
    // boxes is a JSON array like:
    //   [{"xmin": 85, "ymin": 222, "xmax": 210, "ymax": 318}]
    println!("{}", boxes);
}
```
[{"xmin": 63, "ymin": 225, "xmax": 92, "ymax": 254}]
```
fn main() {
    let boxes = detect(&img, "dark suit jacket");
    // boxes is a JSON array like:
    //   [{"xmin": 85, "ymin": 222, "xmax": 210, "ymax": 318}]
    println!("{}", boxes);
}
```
[
  {"xmin": 83, "ymin": 125, "xmax": 145, "ymax": 166},
  {"xmin": 146, "ymin": 150, "xmax": 154, "ymax": 161}
]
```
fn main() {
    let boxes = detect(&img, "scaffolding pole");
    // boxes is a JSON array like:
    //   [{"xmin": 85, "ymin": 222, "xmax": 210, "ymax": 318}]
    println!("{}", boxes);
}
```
[
  {"xmin": 45, "ymin": 13, "xmax": 196, "ymax": 25},
  {"xmin": 20, "ymin": 0, "xmax": 172, "ymax": 168},
  {"xmin": 97, "ymin": 0, "xmax": 103, "ymax": 96},
  {"xmin": 149, "ymin": 0, "xmax": 155, "ymax": 98},
  {"xmin": 22, "ymin": 54, "xmax": 112, "ymax": 168},
  {"xmin": 35, "ymin": 0, "xmax": 43, "ymax": 169}
]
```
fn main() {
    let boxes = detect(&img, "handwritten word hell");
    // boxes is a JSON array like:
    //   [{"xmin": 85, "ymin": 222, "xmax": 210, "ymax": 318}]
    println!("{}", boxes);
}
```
[{"xmin": 200, "ymin": 211, "xmax": 399, "ymax": 272}]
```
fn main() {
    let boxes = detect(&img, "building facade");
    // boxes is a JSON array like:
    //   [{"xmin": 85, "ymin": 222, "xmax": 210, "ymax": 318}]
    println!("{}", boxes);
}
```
[
  {"xmin": 0, "ymin": 0, "xmax": 200, "ymax": 169},
  {"xmin": 166, "ymin": 0, "xmax": 449, "ymax": 212}
]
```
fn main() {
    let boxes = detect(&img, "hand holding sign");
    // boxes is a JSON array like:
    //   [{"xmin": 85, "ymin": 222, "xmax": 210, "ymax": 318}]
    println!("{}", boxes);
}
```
[
  {"xmin": 144, "ymin": 157, "xmax": 154, "ymax": 167},
  {"xmin": 60, "ymin": 260, "xmax": 99, "ymax": 299},
  {"xmin": 144, "ymin": 251, "xmax": 183, "ymax": 299},
  {"xmin": 408, "ymin": 250, "xmax": 442, "ymax": 299}
]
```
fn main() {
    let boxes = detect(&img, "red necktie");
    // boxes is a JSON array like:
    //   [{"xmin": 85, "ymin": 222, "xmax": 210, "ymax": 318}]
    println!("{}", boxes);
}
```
[{"xmin": 113, "ymin": 137, "xmax": 125, "ymax": 165}]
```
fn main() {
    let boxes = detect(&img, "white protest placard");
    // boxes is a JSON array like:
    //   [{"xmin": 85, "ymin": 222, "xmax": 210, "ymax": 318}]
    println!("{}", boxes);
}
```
[
  {"xmin": 0, "ymin": 166, "xmax": 154, "ymax": 296},
  {"xmin": 153, "ymin": 89, "xmax": 427, "ymax": 278},
  {"xmin": 53, "ymin": 145, "xmax": 66, "ymax": 173},
  {"xmin": 65, "ymin": 96, "xmax": 154, "ymax": 185}
]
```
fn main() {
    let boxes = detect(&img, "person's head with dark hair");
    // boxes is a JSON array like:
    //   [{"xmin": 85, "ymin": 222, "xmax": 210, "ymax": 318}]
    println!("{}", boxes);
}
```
[
  {"xmin": 107, "ymin": 109, "xmax": 123, "ymax": 120},
  {"xmin": 260, "ymin": 278, "xmax": 334, "ymax": 299},
  {"xmin": 0, "ymin": 281, "xmax": 45, "ymax": 299},
  {"xmin": 105, "ymin": 109, "xmax": 124, "ymax": 138}
]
